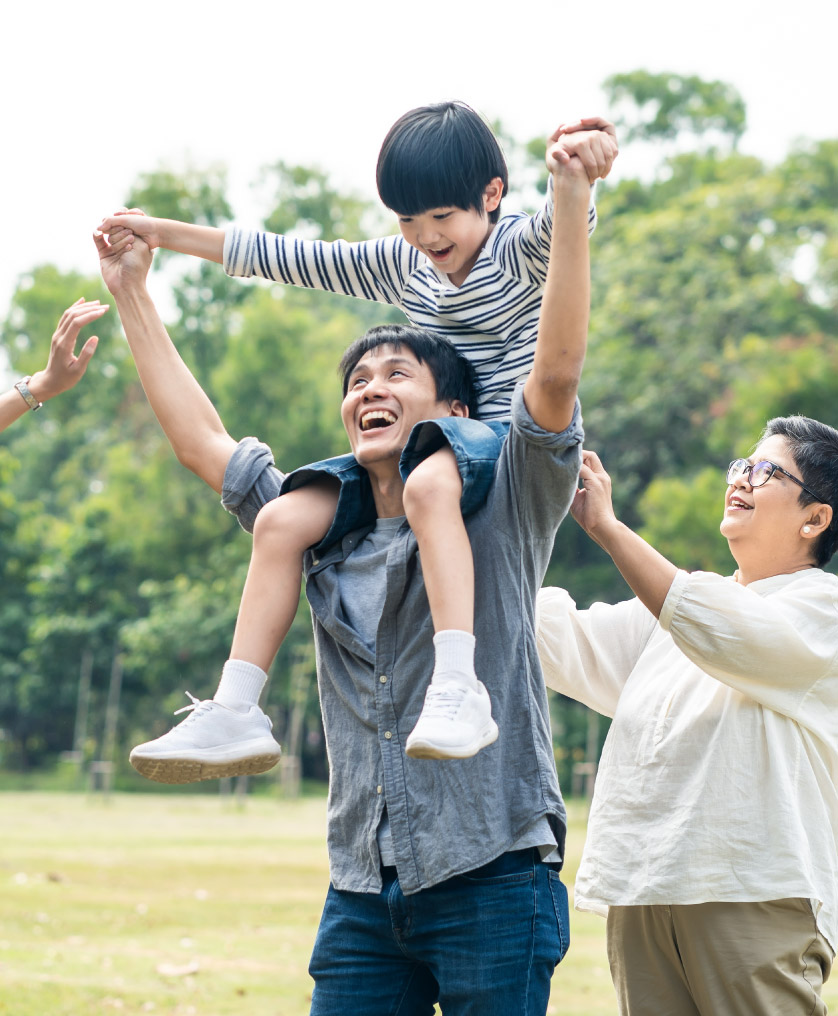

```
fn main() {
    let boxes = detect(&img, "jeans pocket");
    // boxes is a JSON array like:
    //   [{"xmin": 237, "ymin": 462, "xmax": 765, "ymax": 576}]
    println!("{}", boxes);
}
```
[
  {"xmin": 458, "ymin": 848, "xmax": 537, "ymax": 886},
  {"xmin": 548, "ymin": 868, "xmax": 571, "ymax": 963}
]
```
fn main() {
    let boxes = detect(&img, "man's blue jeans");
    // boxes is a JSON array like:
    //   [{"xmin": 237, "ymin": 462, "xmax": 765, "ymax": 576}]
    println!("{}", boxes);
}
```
[{"xmin": 309, "ymin": 848, "xmax": 570, "ymax": 1015}]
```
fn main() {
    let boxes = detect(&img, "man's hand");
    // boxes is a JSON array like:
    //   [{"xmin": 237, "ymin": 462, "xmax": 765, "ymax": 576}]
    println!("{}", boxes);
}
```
[
  {"xmin": 94, "ymin": 223, "xmax": 154, "ymax": 297},
  {"xmin": 97, "ymin": 208, "xmax": 164, "ymax": 251},
  {"xmin": 547, "ymin": 117, "xmax": 619, "ymax": 183},
  {"xmin": 28, "ymin": 299, "xmax": 107, "ymax": 401}
]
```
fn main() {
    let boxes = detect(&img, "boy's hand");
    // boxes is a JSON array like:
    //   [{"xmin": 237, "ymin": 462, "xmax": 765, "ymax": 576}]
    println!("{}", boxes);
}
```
[
  {"xmin": 547, "ymin": 117, "xmax": 619, "ymax": 183},
  {"xmin": 552, "ymin": 116, "xmax": 618, "ymax": 142},
  {"xmin": 97, "ymin": 208, "xmax": 163, "ymax": 251},
  {"xmin": 93, "ymin": 226, "xmax": 154, "ymax": 298},
  {"xmin": 95, "ymin": 211, "xmax": 224, "ymax": 265},
  {"xmin": 28, "ymin": 299, "xmax": 106, "ymax": 401}
]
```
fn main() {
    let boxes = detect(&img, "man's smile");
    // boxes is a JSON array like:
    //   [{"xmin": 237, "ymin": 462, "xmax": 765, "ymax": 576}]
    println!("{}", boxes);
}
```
[{"xmin": 359, "ymin": 408, "xmax": 397, "ymax": 432}]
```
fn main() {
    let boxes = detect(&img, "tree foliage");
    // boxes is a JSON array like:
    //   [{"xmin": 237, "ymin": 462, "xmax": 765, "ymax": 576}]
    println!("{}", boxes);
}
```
[
  {"xmin": 1, "ymin": 77, "xmax": 836, "ymax": 788},
  {"xmin": 603, "ymin": 70, "xmax": 746, "ymax": 147}
]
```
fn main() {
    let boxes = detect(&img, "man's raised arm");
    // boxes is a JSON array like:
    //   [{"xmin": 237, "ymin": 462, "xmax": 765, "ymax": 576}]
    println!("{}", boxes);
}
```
[
  {"xmin": 94, "ymin": 229, "xmax": 236, "ymax": 494},
  {"xmin": 522, "ymin": 144, "xmax": 601, "ymax": 434}
]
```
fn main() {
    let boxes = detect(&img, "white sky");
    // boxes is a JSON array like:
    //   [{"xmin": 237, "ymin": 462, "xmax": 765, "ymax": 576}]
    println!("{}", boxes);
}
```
[{"xmin": 1, "ymin": 0, "xmax": 835, "ymax": 321}]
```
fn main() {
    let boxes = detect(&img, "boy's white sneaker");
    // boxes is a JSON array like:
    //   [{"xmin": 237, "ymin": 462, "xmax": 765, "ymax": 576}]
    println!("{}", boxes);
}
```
[
  {"xmin": 129, "ymin": 692, "xmax": 282, "ymax": 784},
  {"xmin": 405, "ymin": 681, "xmax": 498, "ymax": 760}
]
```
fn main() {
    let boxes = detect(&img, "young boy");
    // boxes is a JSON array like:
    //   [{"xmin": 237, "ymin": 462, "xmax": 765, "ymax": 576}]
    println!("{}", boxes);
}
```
[{"xmin": 102, "ymin": 103, "xmax": 617, "ymax": 781}]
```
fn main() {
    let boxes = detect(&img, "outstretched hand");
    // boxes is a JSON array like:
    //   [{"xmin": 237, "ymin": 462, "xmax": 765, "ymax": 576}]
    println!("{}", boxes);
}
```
[
  {"xmin": 547, "ymin": 116, "xmax": 619, "ymax": 183},
  {"xmin": 94, "ymin": 219, "xmax": 154, "ymax": 297},
  {"xmin": 29, "ymin": 299, "xmax": 107, "ymax": 400},
  {"xmin": 570, "ymin": 449, "xmax": 619, "ymax": 545}
]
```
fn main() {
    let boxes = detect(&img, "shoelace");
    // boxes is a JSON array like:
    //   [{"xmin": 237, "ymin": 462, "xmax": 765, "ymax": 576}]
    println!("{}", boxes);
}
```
[
  {"xmin": 420, "ymin": 686, "xmax": 467, "ymax": 721},
  {"xmin": 170, "ymin": 691, "xmax": 275, "ymax": 730},
  {"xmin": 172, "ymin": 691, "xmax": 214, "ymax": 724}
]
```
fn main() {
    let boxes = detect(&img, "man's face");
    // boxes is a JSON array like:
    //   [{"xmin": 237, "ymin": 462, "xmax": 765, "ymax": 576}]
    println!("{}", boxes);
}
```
[{"xmin": 341, "ymin": 344, "xmax": 465, "ymax": 469}]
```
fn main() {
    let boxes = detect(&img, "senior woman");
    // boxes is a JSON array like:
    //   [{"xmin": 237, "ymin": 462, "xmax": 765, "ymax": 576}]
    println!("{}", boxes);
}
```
[{"xmin": 537, "ymin": 415, "xmax": 838, "ymax": 1016}]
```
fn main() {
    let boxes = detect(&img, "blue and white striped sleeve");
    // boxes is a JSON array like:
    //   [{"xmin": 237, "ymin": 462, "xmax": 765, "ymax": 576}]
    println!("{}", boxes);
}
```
[
  {"xmin": 492, "ymin": 178, "xmax": 598, "ymax": 286},
  {"xmin": 222, "ymin": 229, "xmax": 418, "ymax": 308}
]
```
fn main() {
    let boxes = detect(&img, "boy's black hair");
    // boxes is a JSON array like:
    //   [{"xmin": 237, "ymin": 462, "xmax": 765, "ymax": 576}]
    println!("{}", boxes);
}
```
[
  {"xmin": 760, "ymin": 415, "xmax": 838, "ymax": 566},
  {"xmin": 339, "ymin": 324, "xmax": 480, "ymax": 418},
  {"xmin": 376, "ymin": 101, "xmax": 509, "ymax": 225}
]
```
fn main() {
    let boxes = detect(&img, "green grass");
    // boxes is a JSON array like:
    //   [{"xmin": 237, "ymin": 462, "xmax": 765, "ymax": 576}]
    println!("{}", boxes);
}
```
[{"xmin": 0, "ymin": 791, "xmax": 834, "ymax": 1015}]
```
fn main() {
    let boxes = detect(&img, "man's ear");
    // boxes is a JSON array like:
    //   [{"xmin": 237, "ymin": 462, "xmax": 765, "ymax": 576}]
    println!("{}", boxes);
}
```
[{"xmin": 483, "ymin": 177, "xmax": 504, "ymax": 215}]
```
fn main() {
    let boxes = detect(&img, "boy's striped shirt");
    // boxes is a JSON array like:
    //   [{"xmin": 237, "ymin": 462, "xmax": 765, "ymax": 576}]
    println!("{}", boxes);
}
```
[{"xmin": 224, "ymin": 184, "xmax": 597, "ymax": 420}]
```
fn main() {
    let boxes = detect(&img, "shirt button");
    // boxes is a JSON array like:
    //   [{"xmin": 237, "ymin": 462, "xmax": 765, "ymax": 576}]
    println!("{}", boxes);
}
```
[
  {"xmin": 379, "ymin": 675, "xmax": 387, "ymax": 684},
  {"xmin": 384, "ymin": 731, "xmax": 392, "ymax": 740},
  {"xmin": 312, "ymin": 558, "xmax": 320, "ymax": 567},
  {"xmin": 376, "ymin": 785, "xmax": 382, "ymax": 794}
]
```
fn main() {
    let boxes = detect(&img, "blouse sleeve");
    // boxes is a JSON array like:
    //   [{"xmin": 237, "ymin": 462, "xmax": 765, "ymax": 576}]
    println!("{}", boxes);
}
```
[
  {"xmin": 536, "ymin": 586, "xmax": 659, "ymax": 717},
  {"xmin": 660, "ymin": 569, "xmax": 838, "ymax": 718}
]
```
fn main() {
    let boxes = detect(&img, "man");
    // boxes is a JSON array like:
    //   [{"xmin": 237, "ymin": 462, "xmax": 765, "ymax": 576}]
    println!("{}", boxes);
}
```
[{"xmin": 95, "ymin": 144, "xmax": 591, "ymax": 1015}]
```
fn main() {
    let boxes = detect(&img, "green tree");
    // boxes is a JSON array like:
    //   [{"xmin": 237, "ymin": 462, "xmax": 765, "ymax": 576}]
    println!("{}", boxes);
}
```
[
  {"xmin": 603, "ymin": 70, "xmax": 746, "ymax": 147},
  {"xmin": 260, "ymin": 161, "xmax": 387, "ymax": 243},
  {"xmin": 545, "ymin": 129, "xmax": 838, "ymax": 602},
  {"xmin": 4, "ymin": 87, "xmax": 838, "ymax": 777},
  {"xmin": 125, "ymin": 165, "xmax": 250, "ymax": 386}
]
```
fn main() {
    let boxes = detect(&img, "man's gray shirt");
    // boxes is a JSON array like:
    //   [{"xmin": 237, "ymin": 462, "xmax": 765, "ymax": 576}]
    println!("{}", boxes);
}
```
[{"xmin": 221, "ymin": 385, "xmax": 583, "ymax": 895}]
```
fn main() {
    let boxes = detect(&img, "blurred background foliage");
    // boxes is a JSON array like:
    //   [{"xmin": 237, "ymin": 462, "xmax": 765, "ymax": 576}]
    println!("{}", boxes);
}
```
[{"xmin": 1, "ymin": 71, "xmax": 836, "ymax": 789}]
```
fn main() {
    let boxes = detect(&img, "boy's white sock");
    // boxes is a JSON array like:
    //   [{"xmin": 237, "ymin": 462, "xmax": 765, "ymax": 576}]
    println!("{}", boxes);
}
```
[
  {"xmin": 213, "ymin": 659, "xmax": 268, "ymax": 711},
  {"xmin": 431, "ymin": 630, "xmax": 478, "ymax": 690}
]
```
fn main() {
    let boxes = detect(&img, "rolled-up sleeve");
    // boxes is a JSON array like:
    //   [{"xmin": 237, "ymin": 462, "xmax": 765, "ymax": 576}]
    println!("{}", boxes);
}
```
[
  {"xmin": 492, "ymin": 385, "xmax": 583, "ymax": 543},
  {"xmin": 220, "ymin": 436, "xmax": 286, "ymax": 534}
]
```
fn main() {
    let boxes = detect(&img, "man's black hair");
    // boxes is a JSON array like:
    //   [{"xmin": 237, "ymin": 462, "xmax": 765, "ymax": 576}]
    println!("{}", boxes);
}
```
[
  {"xmin": 761, "ymin": 415, "xmax": 838, "ymax": 566},
  {"xmin": 376, "ymin": 101, "xmax": 509, "ymax": 225},
  {"xmin": 339, "ymin": 324, "xmax": 480, "ymax": 418}
]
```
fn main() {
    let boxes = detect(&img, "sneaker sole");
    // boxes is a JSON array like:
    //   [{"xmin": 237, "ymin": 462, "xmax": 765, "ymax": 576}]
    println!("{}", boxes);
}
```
[
  {"xmin": 129, "ymin": 747, "xmax": 282, "ymax": 785},
  {"xmin": 405, "ymin": 722, "xmax": 499, "ymax": 761}
]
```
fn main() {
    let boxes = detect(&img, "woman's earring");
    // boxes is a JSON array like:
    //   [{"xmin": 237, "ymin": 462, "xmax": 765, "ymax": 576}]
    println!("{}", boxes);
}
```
[{"xmin": 803, "ymin": 525, "xmax": 812, "ymax": 534}]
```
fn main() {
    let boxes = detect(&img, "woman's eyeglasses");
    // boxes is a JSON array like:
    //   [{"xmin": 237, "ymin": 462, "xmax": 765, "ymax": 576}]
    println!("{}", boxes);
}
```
[{"xmin": 727, "ymin": 459, "xmax": 826, "ymax": 503}]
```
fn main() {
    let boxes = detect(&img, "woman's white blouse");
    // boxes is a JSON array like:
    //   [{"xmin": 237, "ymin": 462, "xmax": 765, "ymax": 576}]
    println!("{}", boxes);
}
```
[{"xmin": 536, "ymin": 568, "xmax": 838, "ymax": 951}]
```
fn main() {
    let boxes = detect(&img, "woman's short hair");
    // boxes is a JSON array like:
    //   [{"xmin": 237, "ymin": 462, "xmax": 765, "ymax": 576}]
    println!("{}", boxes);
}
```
[
  {"xmin": 339, "ymin": 324, "xmax": 480, "ymax": 418},
  {"xmin": 761, "ymin": 415, "xmax": 838, "ymax": 566},
  {"xmin": 376, "ymin": 101, "xmax": 509, "ymax": 224}
]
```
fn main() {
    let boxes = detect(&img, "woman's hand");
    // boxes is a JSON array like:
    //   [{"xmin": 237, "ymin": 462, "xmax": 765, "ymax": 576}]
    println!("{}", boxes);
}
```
[
  {"xmin": 572, "ymin": 448, "xmax": 677, "ymax": 617},
  {"xmin": 28, "ymin": 299, "xmax": 107, "ymax": 401},
  {"xmin": 571, "ymin": 449, "xmax": 620, "ymax": 547}
]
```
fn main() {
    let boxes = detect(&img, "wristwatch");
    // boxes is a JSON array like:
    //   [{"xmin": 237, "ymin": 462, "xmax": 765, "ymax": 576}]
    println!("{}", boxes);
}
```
[{"xmin": 13, "ymin": 376, "xmax": 42, "ymax": 411}]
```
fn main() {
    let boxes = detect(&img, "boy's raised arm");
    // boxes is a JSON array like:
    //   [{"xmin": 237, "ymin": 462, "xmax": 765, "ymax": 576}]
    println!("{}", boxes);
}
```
[
  {"xmin": 522, "ymin": 151, "xmax": 592, "ymax": 434},
  {"xmin": 93, "ymin": 229, "xmax": 236, "ymax": 493},
  {"xmin": 97, "ymin": 210, "xmax": 225, "ymax": 264}
]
